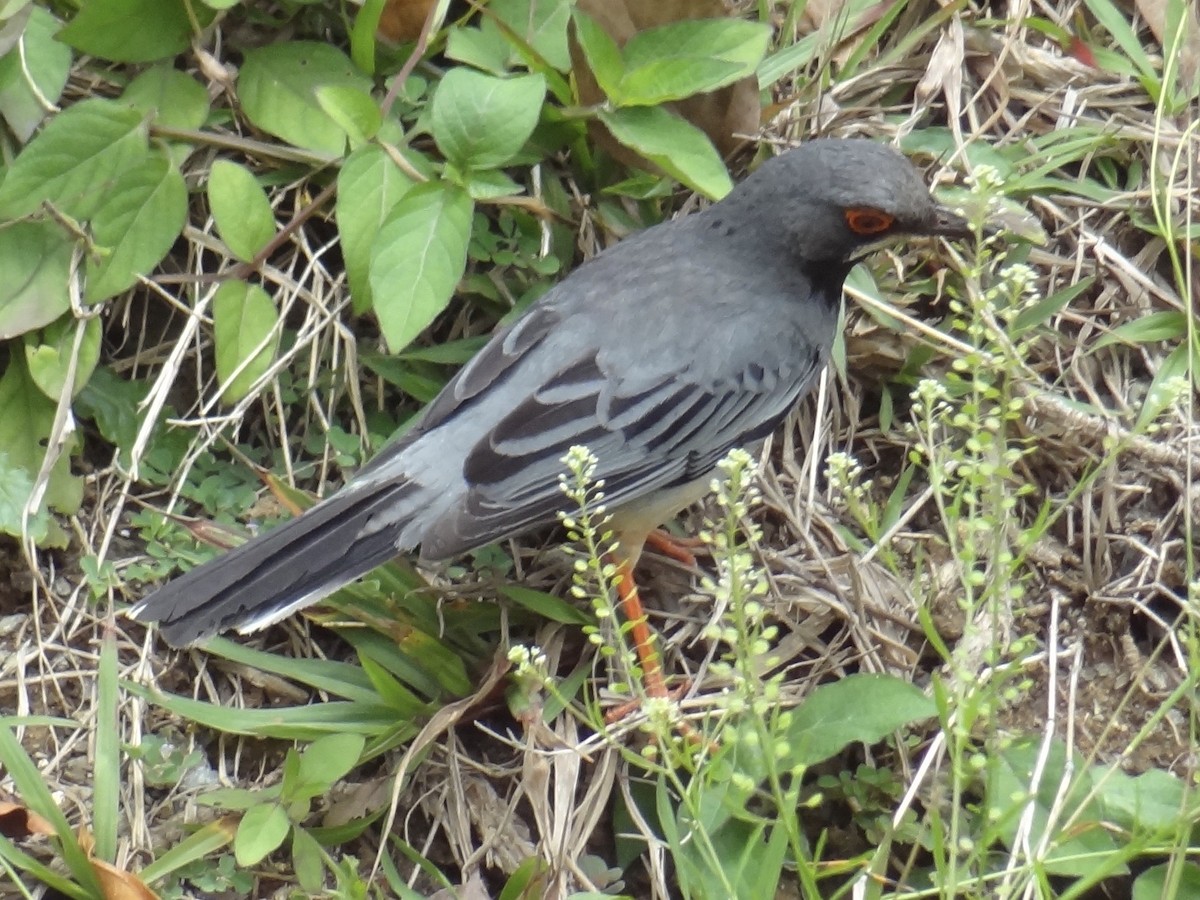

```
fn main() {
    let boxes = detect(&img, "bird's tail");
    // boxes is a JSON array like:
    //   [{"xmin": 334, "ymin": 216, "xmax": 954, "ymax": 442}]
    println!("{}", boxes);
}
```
[{"xmin": 129, "ymin": 480, "xmax": 425, "ymax": 647}]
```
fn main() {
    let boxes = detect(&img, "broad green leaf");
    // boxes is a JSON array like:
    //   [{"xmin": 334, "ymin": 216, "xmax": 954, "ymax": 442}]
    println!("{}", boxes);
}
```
[
  {"xmin": 234, "ymin": 803, "xmax": 290, "ymax": 866},
  {"xmin": 86, "ymin": 149, "xmax": 188, "ymax": 301},
  {"xmin": 617, "ymin": 19, "xmax": 769, "ymax": 105},
  {"xmin": 431, "ymin": 69, "xmax": 546, "ymax": 171},
  {"xmin": 0, "ymin": 221, "xmax": 73, "ymax": 339},
  {"xmin": 785, "ymin": 673, "xmax": 935, "ymax": 766},
  {"xmin": 617, "ymin": 58, "xmax": 743, "ymax": 106},
  {"xmin": 0, "ymin": 97, "xmax": 147, "ymax": 220},
  {"xmin": 336, "ymin": 144, "xmax": 416, "ymax": 315},
  {"xmin": 1133, "ymin": 863, "xmax": 1200, "ymax": 900},
  {"xmin": 24, "ymin": 316, "xmax": 102, "ymax": 399},
  {"xmin": 570, "ymin": 10, "xmax": 624, "ymax": 97},
  {"xmin": 292, "ymin": 828, "xmax": 325, "ymax": 894},
  {"xmin": 315, "ymin": 84, "xmax": 383, "ymax": 146},
  {"xmin": 212, "ymin": 281, "xmax": 280, "ymax": 403},
  {"xmin": 0, "ymin": 6, "xmax": 71, "ymax": 142},
  {"xmin": 0, "ymin": 451, "xmax": 46, "ymax": 543},
  {"xmin": 56, "ymin": 0, "xmax": 199, "ymax": 63},
  {"xmin": 1095, "ymin": 767, "xmax": 1189, "ymax": 833},
  {"xmin": 370, "ymin": 182, "xmax": 473, "ymax": 353},
  {"xmin": 74, "ymin": 367, "xmax": 148, "ymax": 451},
  {"xmin": 598, "ymin": 106, "xmax": 732, "ymax": 200},
  {"xmin": 121, "ymin": 64, "xmax": 210, "ymax": 131},
  {"xmin": 207, "ymin": 160, "xmax": 276, "ymax": 263},
  {"xmin": 447, "ymin": 0, "xmax": 572, "ymax": 74},
  {"xmin": 987, "ymin": 738, "xmax": 1123, "ymax": 878},
  {"xmin": 297, "ymin": 733, "xmax": 366, "ymax": 791},
  {"xmin": 0, "ymin": 357, "xmax": 83, "ymax": 540},
  {"xmin": 238, "ymin": 42, "xmax": 373, "ymax": 157},
  {"xmin": 445, "ymin": 25, "xmax": 510, "ymax": 75}
]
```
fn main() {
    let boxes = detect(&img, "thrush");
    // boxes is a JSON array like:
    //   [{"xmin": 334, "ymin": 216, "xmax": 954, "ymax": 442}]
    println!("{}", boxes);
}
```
[{"xmin": 130, "ymin": 139, "xmax": 970, "ymax": 681}]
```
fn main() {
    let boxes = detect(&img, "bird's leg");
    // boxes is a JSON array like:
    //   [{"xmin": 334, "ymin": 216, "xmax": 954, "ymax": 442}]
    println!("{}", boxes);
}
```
[
  {"xmin": 644, "ymin": 529, "xmax": 706, "ymax": 568},
  {"xmin": 605, "ymin": 552, "xmax": 668, "ymax": 699}
]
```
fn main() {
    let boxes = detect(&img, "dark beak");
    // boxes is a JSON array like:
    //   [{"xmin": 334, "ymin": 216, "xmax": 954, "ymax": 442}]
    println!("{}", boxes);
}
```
[{"xmin": 929, "ymin": 204, "xmax": 973, "ymax": 239}]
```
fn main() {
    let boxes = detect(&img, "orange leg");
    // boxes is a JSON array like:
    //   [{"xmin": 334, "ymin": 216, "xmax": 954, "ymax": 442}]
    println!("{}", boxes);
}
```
[
  {"xmin": 606, "ymin": 553, "xmax": 668, "ymax": 699},
  {"xmin": 644, "ymin": 529, "xmax": 705, "ymax": 568}
]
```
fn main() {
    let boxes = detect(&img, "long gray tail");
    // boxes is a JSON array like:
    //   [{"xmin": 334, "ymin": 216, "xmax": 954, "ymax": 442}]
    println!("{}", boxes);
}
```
[{"xmin": 129, "ymin": 481, "xmax": 423, "ymax": 647}]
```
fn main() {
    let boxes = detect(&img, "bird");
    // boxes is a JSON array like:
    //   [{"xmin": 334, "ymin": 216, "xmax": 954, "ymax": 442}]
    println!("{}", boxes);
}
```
[{"xmin": 130, "ymin": 138, "xmax": 971, "ymax": 683}]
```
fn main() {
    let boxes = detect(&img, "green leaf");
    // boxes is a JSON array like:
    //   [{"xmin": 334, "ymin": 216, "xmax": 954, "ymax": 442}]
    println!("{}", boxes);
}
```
[
  {"xmin": 291, "ymin": 827, "xmax": 325, "ymax": 893},
  {"xmin": 0, "ymin": 97, "xmax": 148, "ymax": 220},
  {"xmin": 445, "ymin": 25, "xmax": 511, "ymax": 76},
  {"xmin": 0, "ymin": 6, "xmax": 71, "ymax": 142},
  {"xmin": 617, "ymin": 19, "xmax": 769, "ymax": 105},
  {"xmin": 570, "ymin": 10, "xmax": 624, "ymax": 96},
  {"xmin": 598, "ymin": 106, "xmax": 732, "ymax": 200},
  {"xmin": 463, "ymin": 168, "xmax": 523, "ymax": 200},
  {"xmin": 499, "ymin": 585, "xmax": 592, "ymax": 625},
  {"xmin": 297, "ymin": 733, "xmax": 366, "ymax": 792},
  {"xmin": 1093, "ymin": 310, "xmax": 1188, "ymax": 350},
  {"xmin": 56, "ymin": 0, "xmax": 199, "ymax": 63},
  {"xmin": 24, "ymin": 317, "xmax": 102, "ymax": 399},
  {"xmin": 212, "ymin": 281, "xmax": 280, "ymax": 403},
  {"xmin": 0, "ymin": 221, "xmax": 73, "ymax": 339},
  {"xmin": 1133, "ymin": 863, "xmax": 1200, "ymax": 900},
  {"xmin": 370, "ymin": 182, "xmax": 473, "ymax": 353},
  {"xmin": 238, "ymin": 42, "xmax": 373, "ymax": 157},
  {"xmin": 86, "ymin": 149, "xmax": 188, "ymax": 301},
  {"xmin": 207, "ymin": 160, "xmax": 276, "ymax": 263},
  {"xmin": 75, "ymin": 367, "xmax": 148, "ymax": 451},
  {"xmin": 316, "ymin": 84, "xmax": 383, "ymax": 147},
  {"xmin": 234, "ymin": 803, "xmax": 290, "ymax": 866},
  {"xmin": 0, "ymin": 357, "xmax": 83, "ymax": 540},
  {"xmin": 121, "ymin": 64, "xmax": 210, "ymax": 131},
  {"xmin": 448, "ymin": 0, "xmax": 573, "ymax": 74},
  {"xmin": 336, "ymin": 144, "xmax": 416, "ymax": 314},
  {"xmin": 987, "ymin": 738, "xmax": 1123, "ymax": 878},
  {"xmin": 785, "ymin": 673, "xmax": 935, "ymax": 767},
  {"xmin": 431, "ymin": 69, "xmax": 546, "ymax": 171}
]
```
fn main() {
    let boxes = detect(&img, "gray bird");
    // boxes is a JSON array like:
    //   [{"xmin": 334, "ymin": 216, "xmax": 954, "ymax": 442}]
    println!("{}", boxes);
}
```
[{"xmin": 130, "ymin": 138, "xmax": 970, "ymax": 648}]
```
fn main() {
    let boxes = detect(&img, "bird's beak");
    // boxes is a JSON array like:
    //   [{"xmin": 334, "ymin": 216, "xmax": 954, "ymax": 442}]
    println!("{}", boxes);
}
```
[{"xmin": 929, "ymin": 205, "xmax": 972, "ymax": 239}]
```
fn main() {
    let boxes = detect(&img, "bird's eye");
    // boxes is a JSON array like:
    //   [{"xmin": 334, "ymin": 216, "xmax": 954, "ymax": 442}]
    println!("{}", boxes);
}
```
[{"xmin": 844, "ymin": 207, "xmax": 895, "ymax": 236}]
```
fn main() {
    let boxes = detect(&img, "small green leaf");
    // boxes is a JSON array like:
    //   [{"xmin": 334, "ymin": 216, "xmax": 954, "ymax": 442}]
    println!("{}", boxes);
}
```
[
  {"xmin": 24, "ymin": 317, "xmax": 102, "ymax": 399},
  {"xmin": 0, "ymin": 97, "xmax": 148, "ymax": 220},
  {"xmin": 0, "ymin": 222, "xmax": 73, "ymax": 339},
  {"xmin": 86, "ymin": 149, "xmax": 188, "ymax": 301},
  {"xmin": 463, "ymin": 168, "xmax": 523, "ymax": 200},
  {"xmin": 0, "ymin": 357, "xmax": 83, "ymax": 539},
  {"xmin": 291, "ymin": 827, "xmax": 325, "ymax": 893},
  {"xmin": 234, "ymin": 803, "xmax": 291, "ymax": 866},
  {"xmin": 570, "ymin": 10, "xmax": 624, "ymax": 97},
  {"xmin": 315, "ymin": 84, "xmax": 383, "ymax": 146},
  {"xmin": 786, "ymin": 673, "xmax": 935, "ymax": 767},
  {"xmin": 56, "ymin": 0, "xmax": 199, "ymax": 63},
  {"xmin": 238, "ymin": 42, "xmax": 373, "ymax": 157},
  {"xmin": 370, "ymin": 182, "xmax": 473, "ymax": 353},
  {"xmin": 207, "ymin": 160, "xmax": 276, "ymax": 263},
  {"xmin": 0, "ymin": 6, "xmax": 71, "ymax": 142},
  {"xmin": 121, "ymin": 64, "xmax": 210, "ymax": 131},
  {"xmin": 212, "ymin": 281, "xmax": 280, "ymax": 403},
  {"xmin": 336, "ymin": 144, "xmax": 416, "ymax": 315},
  {"xmin": 431, "ymin": 70, "xmax": 546, "ymax": 171},
  {"xmin": 598, "ymin": 106, "xmax": 732, "ymax": 200},
  {"xmin": 445, "ymin": 25, "xmax": 511, "ymax": 76},
  {"xmin": 297, "ymin": 733, "xmax": 366, "ymax": 791}
]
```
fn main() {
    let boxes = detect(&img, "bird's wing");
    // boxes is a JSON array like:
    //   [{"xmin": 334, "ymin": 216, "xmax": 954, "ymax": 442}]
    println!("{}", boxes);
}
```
[{"xmin": 418, "ymin": 346, "xmax": 820, "ymax": 559}]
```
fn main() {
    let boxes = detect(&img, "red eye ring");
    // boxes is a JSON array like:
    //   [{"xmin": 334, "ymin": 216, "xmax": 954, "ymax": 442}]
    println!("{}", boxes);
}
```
[{"xmin": 845, "ymin": 207, "xmax": 895, "ymax": 236}]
